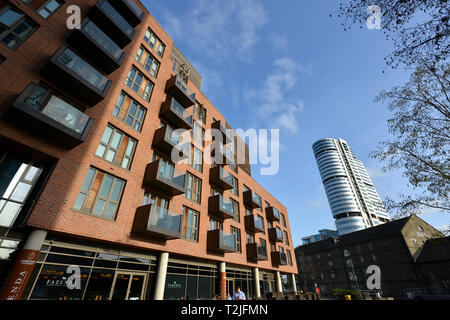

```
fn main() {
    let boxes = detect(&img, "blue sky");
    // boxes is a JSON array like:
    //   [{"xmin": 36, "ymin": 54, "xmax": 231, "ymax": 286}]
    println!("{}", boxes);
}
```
[{"xmin": 143, "ymin": 0, "xmax": 449, "ymax": 246}]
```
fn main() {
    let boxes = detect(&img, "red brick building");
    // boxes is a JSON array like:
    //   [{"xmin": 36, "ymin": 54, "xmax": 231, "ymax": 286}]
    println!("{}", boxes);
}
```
[{"xmin": 0, "ymin": 0, "xmax": 297, "ymax": 300}]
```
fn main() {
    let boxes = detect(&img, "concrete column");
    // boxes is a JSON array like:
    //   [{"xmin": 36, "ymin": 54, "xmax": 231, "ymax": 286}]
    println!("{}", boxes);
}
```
[
  {"xmin": 291, "ymin": 274, "xmax": 298, "ymax": 293},
  {"xmin": 253, "ymin": 268, "xmax": 261, "ymax": 298},
  {"xmin": 219, "ymin": 262, "xmax": 226, "ymax": 300},
  {"xmin": 0, "ymin": 229, "xmax": 47, "ymax": 300},
  {"xmin": 276, "ymin": 271, "xmax": 283, "ymax": 293},
  {"xmin": 153, "ymin": 252, "xmax": 169, "ymax": 300}
]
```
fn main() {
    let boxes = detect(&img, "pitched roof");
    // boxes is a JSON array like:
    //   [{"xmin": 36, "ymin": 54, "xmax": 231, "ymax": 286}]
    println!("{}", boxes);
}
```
[{"xmin": 416, "ymin": 236, "xmax": 450, "ymax": 263}]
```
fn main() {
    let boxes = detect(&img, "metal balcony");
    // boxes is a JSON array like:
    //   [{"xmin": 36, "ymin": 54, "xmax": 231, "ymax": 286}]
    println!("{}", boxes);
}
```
[
  {"xmin": 211, "ymin": 120, "xmax": 233, "ymax": 144},
  {"xmin": 243, "ymin": 190, "xmax": 262, "ymax": 209},
  {"xmin": 143, "ymin": 160, "xmax": 186, "ymax": 196},
  {"xmin": 271, "ymin": 251, "xmax": 288, "ymax": 267},
  {"xmin": 165, "ymin": 75, "xmax": 195, "ymax": 108},
  {"xmin": 246, "ymin": 243, "xmax": 268, "ymax": 262},
  {"xmin": 159, "ymin": 96, "xmax": 193, "ymax": 130},
  {"xmin": 109, "ymin": 0, "xmax": 145, "ymax": 27},
  {"xmin": 209, "ymin": 166, "xmax": 233, "ymax": 191},
  {"xmin": 132, "ymin": 204, "xmax": 182, "ymax": 240},
  {"xmin": 266, "ymin": 206, "xmax": 281, "ymax": 222},
  {"xmin": 207, "ymin": 229, "xmax": 237, "ymax": 253},
  {"xmin": 268, "ymin": 227, "xmax": 284, "ymax": 243},
  {"xmin": 208, "ymin": 195, "xmax": 234, "ymax": 220},
  {"xmin": 244, "ymin": 214, "xmax": 265, "ymax": 233}
]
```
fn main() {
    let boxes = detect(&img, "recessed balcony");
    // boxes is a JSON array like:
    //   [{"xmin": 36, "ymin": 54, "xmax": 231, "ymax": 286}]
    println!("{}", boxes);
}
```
[
  {"xmin": 244, "ymin": 214, "xmax": 265, "ymax": 233},
  {"xmin": 109, "ymin": 0, "xmax": 145, "ymax": 27},
  {"xmin": 132, "ymin": 204, "xmax": 182, "ymax": 240},
  {"xmin": 143, "ymin": 160, "xmax": 186, "ymax": 196},
  {"xmin": 271, "ymin": 251, "xmax": 288, "ymax": 267},
  {"xmin": 165, "ymin": 75, "xmax": 195, "ymax": 108},
  {"xmin": 208, "ymin": 195, "xmax": 234, "ymax": 220},
  {"xmin": 207, "ymin": 229, "xmax": 237, "ymax": 253},
  {"xmin": 211, "ymin": 120, "xmax": 233, "ymax": 143},
  {"xmin": 66, "ymin": 18, "xmax": 125, "ymax": 74},
  {"xmin": 246, "ymin": 243, "xmax": 268, "ymax": 262},
  {"xmin": 243, "ymin": 190, "xmax": 262, "ymax": 209},
  {"xmin": 152, "ymin": 125, "xmax": 184, "ymax": 159},
  {"xmin": 159, "ymin": 97, "xmax": 193, "ymax": 130},
  {"xmin": 266, "ymin": 206, "xmax": 281, "ymax": 222},
  {"xmin": 40, "ymin": 46, "xmax": 111, "ymax": 106},
  {"xmin": 5, "ymin": 83, "xmax": 93, "ymax": 149},
  {"xmin": 89, "ymin": 0, "xmax": 136, "ymax": 48},
  {"xmin": 268, "ymin": 227, "xmax": 284, "ymax": 243},
  {"xmin": 209, "ymin": 166, "xmax": 233, "ymax": 191}
]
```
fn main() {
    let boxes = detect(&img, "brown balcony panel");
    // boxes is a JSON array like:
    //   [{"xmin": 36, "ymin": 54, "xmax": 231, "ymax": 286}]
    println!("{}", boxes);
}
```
[
  {"xmin": 159, "ymin": 97, "xmax": 193, "ymax": 130},
  {"xmin": 207, "ymin": 230, "xmax": 236, "ymax": 253},
  {"xmin": 143, "ymin": 161, "xmax": 186, "ymax": 196},
  {"xmin": 271, "ymin": 252, "xmax": 288, "ymax": 267},
  {"xmin": 209, "ymin": 166, "xmax": 233, "ymax": 191},
  {"xmin": 244, "ymin": 215, "xmax": 264, "ymax": 234},
  {"xmin": 268, "ymin": 228, "xmax": 283, "ymax": 243},
  {"xmin": 246, "ymin": 243, "xmax": 268, "ymax": 262},
  {"xmin": 211, "ymin": 120, "xmax": 233, "ymax": 143},
  {"xmin": 208, "ymin": 195, "xmax": 234, "ymax": 220},
  {"xmin": 165, "ymin": 75, "xmax": 195, "ymax": 108},
  {"xmin": 132, "ymin": 204, "xmax": 182, "ymax": 240},
  {"xmin": 243, "ymin": 190, "xmax": 261, "ymax": 209},
  {"xmin": 266, "ymin": 206, "xmax": 281, "ymax": 222},
  {"xmin": 152, "ymin": 126, "xmax": 176, "ymax": 157},
  {"xmin": 109, "ymin": 0, "xmax": 145, "ymax": 27}
]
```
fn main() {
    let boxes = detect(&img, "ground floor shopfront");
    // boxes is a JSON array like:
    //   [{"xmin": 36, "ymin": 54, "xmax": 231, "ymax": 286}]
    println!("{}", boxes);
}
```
[{"xmin": 0, "ymin": 229, "xmax": 297, "ymax": 300}]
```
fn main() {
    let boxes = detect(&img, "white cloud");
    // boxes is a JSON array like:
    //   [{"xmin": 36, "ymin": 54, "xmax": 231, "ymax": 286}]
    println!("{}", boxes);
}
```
[{"xmin": 269, "ymin": 33, "xmax": 289, "ymax": 52}]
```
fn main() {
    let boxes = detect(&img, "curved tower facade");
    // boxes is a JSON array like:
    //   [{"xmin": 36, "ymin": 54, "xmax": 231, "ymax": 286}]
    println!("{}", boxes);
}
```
[{"xmin": 313, "ymin": 138, "xmax": 390, "ymax": 235}]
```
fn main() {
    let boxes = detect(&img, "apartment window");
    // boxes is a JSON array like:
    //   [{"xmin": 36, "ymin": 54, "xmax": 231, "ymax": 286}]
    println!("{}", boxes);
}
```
[
  {"xmin": 260, "ymin": 238, "xmax": 267, "ymax": 251},
  {"xmin": 245, "ymin": 208, "xmax": 252, "ymax": 216},
  {"xmin": 231, "ymin": 226, "xmax": 241, "ymax": 253},
  {"xmin": 191, "ymin": 121, "xmax": 205, "ymax": 147},
  {"xmin": 210, "ymin": 187, "xmax": 222, "ymax": 197},
  {"xmin": 330, "ymin": 271, "xmax": 335, "ymax": 280},
  {"xmin": 230, "ymin": 176, "xmax": 239, "ymax": 197},
  {"xmin": 209, "ymin": 217, "xmax": 222, "ymax": 231},
  {"xmin": 135, "ymin": 46, "xmax": 160, "ymax": 77},
  {"xmin": 143, "ymin": 28, "xmax": 165, "ymax": 57},
  {"xmin": 270, "ymin": 243, "xmax": 276, "ymax": 252},
  {"xmin": 182, "ymin": 206, "xmax": 199, "ymax": 242},
  {"xmin": 142, "ymin": 191, "xmax": 169, "ymax": 210},
  {"xmin": 113, "ymin": 92, "xmax": 146, "ymax": 132},
  {"xmin": 73, "ymin": 168, "xmax": 125, "ymax": 220},
  {"xmin": 172, "ymin": 58, "xmax": 177, "ymax": 72},
  {"xmin": 287, "ymin": 249, "xmax": 292, "ymax": 266},
  {"xmin": 193, "ymin": 101, "xmax": 206, "ymax": 124},
  {"xmin": 280, "ymin": 213, "xmax": 286, "ymax": 227},
  {"xmin": 265, "ymin": 201, "xmax": 270, "ymax": 208},
  {"xmin": 22, "ymin": 0, "xmax": 63, "ymax": 19},
  {"xmin": 95, "ymin": 125, "xmax": 137, "ymax": 170},
  {"xmin": 232, "ymin": 199, "xmax": 240, "ymax": 223},
  {"xmin": 246, "ymin": 233, "xmax": 254, "ymax": 244},
  {"xmin": 189, "ymin": 145, "xmax": 203, "ymax": 173},
  {"xmin": 243, "ymin": 185, "xmax": 249, "ymax": 192},
  {"xmin": 125, "ymin": 66, "xmax": 154, "ymax": 101},
  {"xmin": 0, "ymin": 4, "xmax": 37, "ymax": 50},
  {"xmin": 283, "ymin": 230, "xmax": 289, "ymax": 246},
  {"xmin": 185, "ymin": 172, "xmax": 201, "ymax": 204}
]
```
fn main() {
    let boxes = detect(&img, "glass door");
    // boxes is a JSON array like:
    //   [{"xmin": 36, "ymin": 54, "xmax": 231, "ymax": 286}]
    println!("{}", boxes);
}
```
[
  {"xmin": 227, "ymin": 279, "xmax": 235, "ymax": 298},
  {"xmin": 110, "ymin": 272, "xmax": 146, "ymax": 300}
]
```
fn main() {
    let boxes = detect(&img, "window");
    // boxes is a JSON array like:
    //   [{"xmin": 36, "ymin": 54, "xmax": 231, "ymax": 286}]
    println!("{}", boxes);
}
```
[
  {"xmin": 286, "ymin": 250, "xmax": 292, "ymax": 266},
  {"xmin": 135, "ymin": 46, "xmax": 160, "ymax": 77},
  {"xmin": 0, "ymin": 4, "xmax": 37, "ymax": 50},
  {"xmin": 330, "ymin": 271, "xmax": 335, "ymax": 280},
  {"xmin": 142, "ymin": 191, "xmax": 169, "ymax": 210},
  {"xmin": 232, "ymin": 199, "xmax": 240, "ymax": 223},
  {"xmin": 193, "ymin": 101, "xmax": 206, "ymax": 124},
  {"xmin": 246, "ymin": 233, "xmax": 254, "ymax": 244},
  {"xmin": 265, "ymin": 201, "xmax": 270, "ymax": 208},
  {"xmin": 245, "ymin": 209, "xmax": 252, "ymax": 216},
  {"xmin": 125, "ymin": 66, "xmax": 154, "ymax": 101},
  {"xmin": 185, "ymin": 172, "xmax": 201, "ymax": 204},
  {"xmin": 113, "ymin": 92, "xmax": 146, "ymax": 132},
  {"xmin": 22, "ymin": 0, "xmax": 63, "ymax": 19},
  {"xmin": 210, "ymin": 187, "xmax": 222, "ymax": 197},
  {"xmin": 270, "ymin": 243, "xmax": 276, "ymax": 252},
  {"xmin": 95, "ymin": 125, "xmax": 137, "ymax": 170},
  {"xmin": 189, "ymin": 145, "xmax": 203, "ymax": 173},
  {"xmin": 280, "ymin": 213, "xmax": 286, "ymax": 227},
  {"xmin": 191, "ymin": 121, "xmax": 205, "ymax": 147},
  {"xmin": 231, "ymin": 175, "xmax": 239, "ymax": 196},
  {"xmin": 283, "ymin": 231, "xmax": 289, "ymax": 246},
  {"xmin": 231, "ymin": 226, "xmax": 241, "ymax": 253},
  {"xmin": 209, "ymin": 217, "xmax": 222, "ymax": 231},
  {"xmin": 243, "ymin": 185, "xmax": 249, "ymax": 192},
  {"xmin": 172, "ymin": 58, "xmax": 177, "ymax": 72},
  {"xmin": 143, "ymin": 28, "xmax": 165, "ymax": 57},
  {"xmin": 73, "ymin": 167, "xmax": 125, "ymax": 220},
  {"xmin": 182, "ymin": 206, "xmax": 199, "ymax": 242}
]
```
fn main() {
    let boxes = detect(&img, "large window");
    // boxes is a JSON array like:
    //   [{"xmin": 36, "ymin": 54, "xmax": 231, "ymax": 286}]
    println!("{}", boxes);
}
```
[
  {"xmin": 284, "ymin": 230, "xmax": 289, "ymax": 246},
  {"xmin": 143, "ymin": 28, "xmax": 165, "ymax": 57},
  {"xmin": 22, "ymin": 0, "xmax": 63, "ymax": 19},
  {"xmin": 95, "ymin": 125, "xmax": 137, "ymax": 170},
  {"xmin": 189, "ymin": 145, "xmax": 203, "ymax": 173},
  {"xmin": 193, "ymin": 101, "xmax": 206, "ymax": 124},
  {"xmin": 191, "ymin": 121, "xmax": 205, "ymax": 147},
  {"xmin": 209, "ymin": 217, "xmax": 222, "ymax": 231},
  {"xmin": 230, "ymin": 175, "xmax": 239, "ymax": 196},
  {"xmin": 142, "ymin": 191, "xmax": 169, "ymax": 210},
  {"xmin": 0, "ymin": 4, "xmax": 37, "ymax": 50},
  {"xmin": 231, "ymin": 226, "xmax": 241, "ymax": 253},
  {"xmin": 280, "ymin": 213, "xmax": 286, "ymax": 227},
  {"xmin": 135, "ymin": 46, "xmax": 160, "ymax": 78},
  {"xmin": 287, "ymin": 249, "xmax": 292, "ymax": 266},
  {"xmin": 185, "ymin": 172, "xmax": 201, "ymax": 204},
  {"xmin": 73, "ymin": 167, "xmax": 125, "ymax": 220},
  {"xmin": 232, "ymin": 199, "xmax": 240, "ymax": 223},
  {"xmin": 113, "ymin": 92, "xmax": 146, "ymax": 132},
  {"xmin": 125, "ymin": 66, "xmax": 154, "ymax": 101},
  {"xmin": 182, "ymin": 206, "xmax": 199, "ymax": 242}
]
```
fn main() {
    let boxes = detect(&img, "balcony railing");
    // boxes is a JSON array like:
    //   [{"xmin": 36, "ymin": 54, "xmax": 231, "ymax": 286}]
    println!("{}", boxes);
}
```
[
  {"xmin": 268, "ymin": 227, "xmax": 284, "ymax": 243},
  {"xmin": 208, "ymin": 195, "xmax": 234, "ymax": 220},
  {"xmin": 109, "ymin": 0, "xmax": 145, "ymax": 27},
  {"xmin": 209, "ymin": 166, "xmax": 233, "ymax": 191},
  {"xmin": 132, "ymin": 204, "xmax": 182, "ymax": 239},
  {"xmin": 143, "ymin": 160, "xmax": 186, "ymax": 196},
  {"xmin": 40, "ymin": 46, "xmax": 111, "ymax": 105},
  {"xmin": 67, "ymin": 18, "xmax": 125, "ymax": 73},
  {"xmin": 6, "ymin": 83, "xmax": 93, "ymax": 148},
  {"xmin": 165, "ymin": 75, "xmax": 196, "ymax": 108},
  {"xmin": 244, "ymin": 214, "xmax": 265, "ymax": 233},
  {"xmin": 159, "ymin": 96, "xmax": 193, "ymax": 130},
  {"xmin": 207, "ymin": 229, "xmax": 237, "ymax": 253},
  {"xmin": 243, "ymin": 190, "xmax": 262, "ymax": 209},
  {"xmin": 271, "ymin": 251, "xmax": 288, "ymax": 267},
  {"xmin": 246, "ymin": 243, "xmax": 268, "ymax": 262},
  {"xmin": 89, "ymin": 0, "xmax": 136, "ymax": 48},
  {"xmin": 265, "ymin": 206, "xmax": 281, "ymax": 222},
  {"xmin": 211, "ymin": 120, "xmax": 234, "ymax": 143}
]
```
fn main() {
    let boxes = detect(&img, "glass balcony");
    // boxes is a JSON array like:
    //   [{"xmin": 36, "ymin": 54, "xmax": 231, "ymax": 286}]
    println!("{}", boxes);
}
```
[
  {"xmin": 40, "ymin": 46, "xmax": 111, "ymax": 105},
  {"xmin": 208, "ymin": 195, "xmax": 234, "ymax": 220},
  {"xmin": 132, "ymin": 204, "xmax": 182, "ymax": 240},
  {"xmin": 244, "ymin": 214, "xmax": 265, "ymax": 233},
  {"xmin": 207, "ymin": 229, "xmax": 236, "ymax": 253},
  {"xmin": 268, "ymin": 227, "xmax": 284, "ymax": 243},
  {"xmin": 266, "ymin": 206, "xmax": 281, "ymax": 222},
  {"xmin": 246, "ymin": 243, "xmax": 268, "ymax": 261},
  {"xmin": 6, "ymin": 83, "xmax": 93, "ymax": 148},
  {"xmin": 89, "ymin": 0, "xmax": 136, "ymax": 48},
  {"xmin": 165, "ymin": 75, "xmax": 196, "ymax": 108},
  {"xmin": 243, "ymin": 190, "xmax": 262, "ymax": 209},
  {"xmin": 152, "ymin": 125, "xmax": 188, "ymax": 159},
  {"xmin": 209, "ymin": 166, "xmax": 233, "ymax": 191},
  {"xmin": 211, "ymin": 120, "xmax": 234, "ymax": 143},
  {"xmin": 143, "ymin": 160, "xmax": 186, "ymax": 196},
  {"xmin": 67, "ymin": 18, "xmax": 125, "ymax": 73},
  {"xmin": 159, "ymin": 96, "xmax": 193, "ymax": 130},
  {"xmin": 271, "ymin": 251, "xmax": 288, "ymax": 267},
  {"xmin": 109, "ymin": 0, "xmax": 145, "ymax": 27}
]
